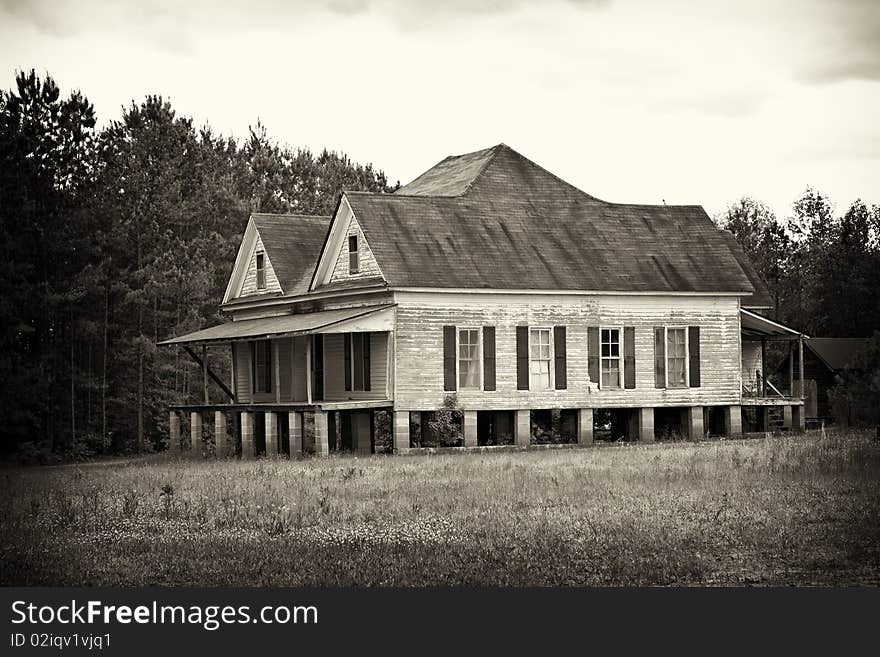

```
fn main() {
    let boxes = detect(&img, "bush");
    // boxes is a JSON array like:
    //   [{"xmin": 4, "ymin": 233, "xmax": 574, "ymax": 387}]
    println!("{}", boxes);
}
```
[{"xmin": 427, "ymin": 394, "xmax": 463, "ymax": 447}]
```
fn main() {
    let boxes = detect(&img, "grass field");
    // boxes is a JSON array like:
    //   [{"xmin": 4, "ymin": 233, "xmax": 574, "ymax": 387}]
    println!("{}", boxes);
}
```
[{"xmin": 2, "ymin": 431, "xmax": 879, "ymax": 586}]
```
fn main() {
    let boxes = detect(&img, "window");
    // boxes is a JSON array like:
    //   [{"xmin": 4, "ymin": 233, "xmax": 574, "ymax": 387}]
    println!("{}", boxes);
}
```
[
  {"xmin": 346, "ymin": 332, "xmax": 370, "ymax": 392},
  {"xmin": 666, "ymin": 327, "xmax": 687, "ymax": 388},
  {"xmin": 458, "ymin": 328, "xmax": 481, "ymax": 389},
  {"xmin": 252, "ymin": 340, "xmax": 272, "ymax": 393},
  {"xmin": 348, "ymin": 235, "xmax": 359, "ymax": 274},
  {"xmin": 601, "ymin": 328, "xmax": 621, "ymax": 389},
  {"xmin": 530, "ymin": 328, "xmax": 552, "ymax": 390},
  {"xmin": 255, "ymin": 252, "xmax": 266, "ymax": 290}
]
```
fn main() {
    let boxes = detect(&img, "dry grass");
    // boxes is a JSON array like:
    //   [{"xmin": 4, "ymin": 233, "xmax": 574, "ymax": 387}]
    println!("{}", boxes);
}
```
[{"xmin": 1, "ymin": 431, "xmax": 879, "ymax": 586}]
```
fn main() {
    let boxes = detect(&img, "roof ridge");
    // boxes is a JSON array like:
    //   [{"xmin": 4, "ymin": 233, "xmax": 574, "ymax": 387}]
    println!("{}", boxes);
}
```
[
  {"xmin": 455, "ymin": 143, "xmax": 503, "ymax": 197},
  {"xmin": 250, "ymin": 212, "xmax": 330, "ymax": 220}
]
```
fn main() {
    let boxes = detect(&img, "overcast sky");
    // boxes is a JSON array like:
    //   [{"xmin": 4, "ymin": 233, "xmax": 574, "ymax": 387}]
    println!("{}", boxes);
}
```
[{"xmin": 1, "ymin": 0, "xmax": 878, "ymax": 219}]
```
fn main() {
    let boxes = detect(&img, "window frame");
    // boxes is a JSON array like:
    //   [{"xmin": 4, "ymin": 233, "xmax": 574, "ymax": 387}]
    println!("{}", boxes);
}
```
[
  {"xmin": 599, "ymin": 326, "xmax": 623, "ymax": 390},
  {"xmin": 456, "ymin": 327, "xmax": 482, "ymax": 390},
  {"xmin": 347, "ymin": 332, "xmax": 371, "ymax": 392},
  {"xmin": 348, "ymin": 234, "xmax": 359, "ymax": 275},
  {"xmin": 252, "ymin": 339, "xmax": 272, "ymax": 394},
  {"xmin": 255, "ymin": 252, "xmax": 266, "ymax": 290},
  {"xmin": 529, "ymin": 326, "xmax": 554, "ymax": 391},
  {"xmin": 661, "ymin": 325, "xmax": 689, "ymax": 389}
]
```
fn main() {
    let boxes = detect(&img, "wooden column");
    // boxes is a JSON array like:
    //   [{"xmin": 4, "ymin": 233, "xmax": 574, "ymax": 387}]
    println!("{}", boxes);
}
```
[
  {"xmin": 273, "ymin": 341, "xmax": 281, "ymax": 403},
  {"xmin": 214, "ymin": 411, "xmax": 228, "ymax": 458},
  {"xmin": 190, "ymin": 411, "xmax": 202, "ymax": 451},
  {"xmin": 386, "ymin": 331, "xmax": 394, "ymax": 400},
  {"xmin": 760, "ymin": 338, "xmax": 767, "ymax": 397},
  {"xmin": 202, "ymin": 345, "xmax": 209, "ymax": 405},
  {"xmin": 577, "ymin": 408, "xmax": 594, "ymax": 446},
  {"xmin": 168, "ymin": 411, "xmax": 181, "ymax": 452},
  {"xmin": 240, "ymin": 411, "xmax": 255, "ymax": 459},
  {"xmin": 792, "ymin": 404, "xmax": 805, "ymax": 433},
  {"xmin": 392, "ymin": 411, "xmax": 410, "ymax": 454},
  {"xmin": 305, "ymin": 337, "xmax": 313, "ymax": 405},
  {"xmin": 289, "ymin": 412, "xmax": 303, "ymax": 457},
  {"xmin": 265, "ymin": 412, "xmax": 279, "ymax": 457},
  {"xmin": 463, "ymin": 410, "xmax": 478, "ymax": 447},
  {"xmin": 515, "ymin": 410, "xmax": 531, "ymax": 447},
  {"xmin": 798, "ymin": 336, "xmax": 805, "ymax": 398},
  {"xmin": 230, "ymin": 343, "xmax": 237, "ymax": 402},
  {"xmin": 788, "ymin": 341, "xmax": 794, "ymax": 397}
]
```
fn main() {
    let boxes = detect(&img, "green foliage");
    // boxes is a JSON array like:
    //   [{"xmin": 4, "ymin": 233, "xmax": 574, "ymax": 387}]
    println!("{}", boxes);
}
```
[{"xmin": 828, "ymin": 331, "xmax": 880, "ymax": 426}]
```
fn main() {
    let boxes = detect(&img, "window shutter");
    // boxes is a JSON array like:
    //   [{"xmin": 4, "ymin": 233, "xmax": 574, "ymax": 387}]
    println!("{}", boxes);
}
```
[
  {"xmin": 516, "ymin": 326, "xmax": 529, "ymax": 390},
  {"xmin": 265, "ymin": 340, "xmax": 273, "ymax": 393},
  {"xmin": 688, "ymin": 326, "xmax": 701, "ymax": 387},
  {"xmin": 443, "ymin": 326, "xmax": 456, "ymax": 391},
  {"xmin": 587, "ymin": 327, "xmax": 599, "ymax": 384},
  {"xmin": 249, "ymin": 342, "xmax": 256, "ymax": 394},
  {"xmin": 483, "ymin": 326, "xmax": 496, "ymax": 391},
  {"xmin": 313, "ymin": 335, "xmax": 324, "ymax": 400},
  {"xmin": 554, "ymin": 326, "xmax": 567, "ymax": 390},
  {"xmin": 623, "ymin": 326, "xmax": 636, "ymax": 389},
  {"xmin": 344, "ymin": 333, "xmax": 352, "ymax": 391},
  {"xmin": 363, "ymin": 332, "xmax": 371, "ymax": 391},
  {"xmin": 654, "ymin": 327, "xmax": 666, "ymax": 388}
]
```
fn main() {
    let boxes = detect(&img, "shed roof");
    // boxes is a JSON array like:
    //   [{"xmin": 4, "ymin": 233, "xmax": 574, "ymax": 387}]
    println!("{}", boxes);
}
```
[
  {"xmin": 806, "ymin": 338, "xmax": 868, "ymax": 371},
  {"xmin": 251, "ymin": 213, "xmax": 330, "ymax": 296},
  {"xmin": 342, "ymin": 144, "xmax": 760, "ymax": 296}
]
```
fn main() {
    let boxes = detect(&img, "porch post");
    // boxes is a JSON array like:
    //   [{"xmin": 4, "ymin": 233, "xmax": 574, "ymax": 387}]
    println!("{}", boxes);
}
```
[
  {"xmin": 240, "ymin": 411, "xmax": 255, "ymax": 459},
  {"xmin": 189, "ymin": 412, "xmax": 202, "ymax": 451},
  {"xmin": 685, "ymin": 406, "xmax": 704, "ymax": 440},
  {"xmin": 168, "ymin": 411, "xmax": 181, "ymax": 452},
  {"xmin": 514, "ymin": 410, "xmax": 531, "ymax": 447},
  {"xmin": 289, "ymin": 412, "xmax": 303, "ymax": 457},
  {"xmin": 723, "ymin": 405, "xmax": 742, "ymax": 437},
  {"xmin": 636, "ymin": 407, "xmax": 655, "ymax": 443},
  {"xmin": 305, "ymin": 337, "xmax": 313, "ymax": 405},
  {"xmin": 760, "ymin": 338, "xmax": 767, "ymax": 397},
  {"xmin": 788, "ymin": 341, "xmax": 794, "ymax": 396},
  {"xmin": 783, "ymin": 405, "xmax": 793, "ymax": 430},
  {"xmin": 798, "ymin": 336, "xmax": 805, "ymax": 398},
  {"xmin": 274, "ymin": 341, "xmax": 281, "ymax": 404},
  {"xmin": 392, "ymin": 411, "xmax": 410, "ymax": 454},
  {"xmin": 463, "ymin": 410, "xmax": 478, "ymax": 447},
  {"xmin": 313, "ymin": 411, "xmax": 329, "ymax": 456},
  {"xmin": 214, "ymin": 411, "xmax": 228, "ymax": 458},
  {"xmin": 265, "ymin": 412, "xmax": 279, "ymax": 457},
  {"xmin": 202, "ymin": 344, "xmax": 209, "ymax": 405},
  {"xmin": 577, "ymin": 408, "xmax": 594, "ymax": 446}
]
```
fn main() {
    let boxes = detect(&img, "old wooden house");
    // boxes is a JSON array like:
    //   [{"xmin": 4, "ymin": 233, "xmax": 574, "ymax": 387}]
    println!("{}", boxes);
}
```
[{"xmin": 160, "ymin": 144, "xmax": 808, "ymax": 457}]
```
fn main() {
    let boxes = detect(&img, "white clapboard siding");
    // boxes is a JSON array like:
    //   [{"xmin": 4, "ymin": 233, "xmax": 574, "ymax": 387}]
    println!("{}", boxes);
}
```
[
  {"xmin": 322, "ymin": 332, "xmax": 389, "ymax": 401},
  {"xmin": 239, "ymin": 234, "xmax": 282, "ymax": 297},
  {"xmin": 392, "ymin": 292, "xmax": 741, "ymax": 411}
]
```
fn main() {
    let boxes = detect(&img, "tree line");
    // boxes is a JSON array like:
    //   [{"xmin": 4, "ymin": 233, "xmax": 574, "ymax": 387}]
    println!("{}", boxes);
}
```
[{"xmin": 0, "ymin": 70, "xmax": 397, "ymax": 458}]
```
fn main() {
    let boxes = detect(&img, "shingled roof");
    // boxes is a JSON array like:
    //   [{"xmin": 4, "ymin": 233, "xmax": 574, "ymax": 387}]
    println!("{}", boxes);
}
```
[
  {"xmin": 340, "ymin": 144, "xmax": 764, "ymax": 299},
  {"xmin": 251, "ymin": 213, "xmax": 330, "ymax": 296}
]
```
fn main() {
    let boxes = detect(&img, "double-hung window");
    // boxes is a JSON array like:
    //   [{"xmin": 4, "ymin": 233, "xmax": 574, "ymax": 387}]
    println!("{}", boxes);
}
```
[
  {"xmin": 530, "ymin": 327, "xmax": 552, "ymax": 390},
  {"xmin": 255, "ymin": 252, "xmax": 266, "ymax": 290},
  {"xmin": 458, "ymin": 328, "xmax": 481, "ymax": 389},
  {"xmin": 601, "ymin": 328, "xmax": 621, "ymax": 389},
  {"xmin": 348, "ymin": 235, "xmax": 359, "ymax": 274},
  {"xmin": 666, "ymin": 327, "xmax": 687, "ymax": 388}
]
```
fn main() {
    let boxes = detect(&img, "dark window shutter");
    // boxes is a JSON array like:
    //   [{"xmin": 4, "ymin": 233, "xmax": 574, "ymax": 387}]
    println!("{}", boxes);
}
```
[
  {"xmin": 623, "ymin": 327, "xmax": 636, "ymax": 389},
  {"xmin": 344, "ymin": 333, "xmax": 352, "ymax": 391},
  {"xmin": 265, "ymin": 340, "xmax": 273, "ymax": 393},
  {"xmin": 516, "ymin": 326, "xmax": 529, "ymax": 390},
  {"xmin": 313, "ymin": 335, "xmax": 324, "ymax": 400},
  {"xmin": 483, "ymin": 326, "xmax": 496, "ymax": 391},
  {"xmin": 554, "ymin": 326, "xmax": 567, "ymax": 390},
  {"xmin": 249, "ymin": 342, "xmax": 256, "ymax": 393},
  {"xmin": 363, "ymin": 332, "xmax": 371, "ymax": 391},
  {"xmin": 443, "ymin": 326, "xmax": 456, "ymax": 391},
  {"xmin": 654, "ymin": 327, "xmax": 666, "ymax": 388},
  {"xmin": 587, "ymin": 327, "xmax": 600, "ymax": 384},
  {"xmin": 688, "ymin": 326, "xmax": 701, "ymax": 387}
]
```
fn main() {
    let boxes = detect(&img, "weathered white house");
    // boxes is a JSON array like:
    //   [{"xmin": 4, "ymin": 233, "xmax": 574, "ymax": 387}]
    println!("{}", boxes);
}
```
[{"xmin": 161, "ymin": 144, "xmax": 807, "ymax": 457}]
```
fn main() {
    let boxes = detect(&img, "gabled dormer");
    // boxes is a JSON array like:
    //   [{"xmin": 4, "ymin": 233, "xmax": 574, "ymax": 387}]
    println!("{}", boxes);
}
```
[
  {"xmin": 224, "ymin": 213, "xmax": 331, "ymax": 305},
  {"xmin": 311, "ymin": 195, "xmax": 385, "ymax": 290}
]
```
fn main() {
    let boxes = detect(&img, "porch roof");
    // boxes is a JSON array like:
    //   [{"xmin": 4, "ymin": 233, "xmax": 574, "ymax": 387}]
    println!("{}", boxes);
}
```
[
  {"xmin": 740, "ymin": 308, "xmax": 807, "ymax": 340},
  {"xmin": 159, "ymin": 304, "xmax": 395, "ymax": 346}
]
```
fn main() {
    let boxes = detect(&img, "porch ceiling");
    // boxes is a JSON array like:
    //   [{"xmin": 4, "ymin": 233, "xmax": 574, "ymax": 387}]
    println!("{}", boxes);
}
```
[
  {"xmin": 159, "ymin": 304, "xmax": 395, "ymax": 346},
  {"xmin": 741, "ymin": 309, "xmax": 807, "ymax": 340}
]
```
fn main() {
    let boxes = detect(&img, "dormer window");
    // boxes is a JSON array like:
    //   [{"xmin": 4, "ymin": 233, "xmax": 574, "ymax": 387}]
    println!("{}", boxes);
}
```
[
  {"xmin": 256, "ymin": 252, "xmax": 266, "ymax": 290},
  {"xmin": 348, "ymin": 235, "xmax": 359, "ymax": 274}
]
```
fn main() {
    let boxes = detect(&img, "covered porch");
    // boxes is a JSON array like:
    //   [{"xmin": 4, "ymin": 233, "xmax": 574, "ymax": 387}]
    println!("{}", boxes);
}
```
[
  {"xmin": 159, "ymin": 304, "xmax": 399, "ymax": 457},
  {"xmin": 740, "ymin": 308, "xmax": 808, "ymax": 432}
]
